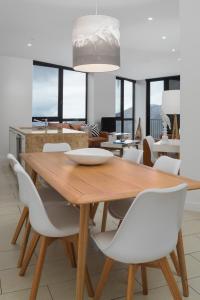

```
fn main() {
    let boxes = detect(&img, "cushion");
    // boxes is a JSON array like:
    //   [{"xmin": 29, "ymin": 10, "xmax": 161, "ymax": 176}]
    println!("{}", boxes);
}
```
[
  {"xmin": 90, "ymin": 124, "xmax": 100, "ymax": 137},
  {"xmin": 68, "ymin": 123, "xmax": 84, "ymax": 131}
]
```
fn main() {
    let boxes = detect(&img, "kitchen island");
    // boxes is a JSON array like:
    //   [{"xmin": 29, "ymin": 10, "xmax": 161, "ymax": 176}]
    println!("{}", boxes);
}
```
[{"xmin": 9, "ymin": 126, "xmax": 88, "ymax": 160}]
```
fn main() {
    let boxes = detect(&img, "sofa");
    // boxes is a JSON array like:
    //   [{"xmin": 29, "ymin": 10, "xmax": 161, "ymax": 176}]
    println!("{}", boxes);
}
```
[{"xmin": 48, "ymin": 122, "xmax": 109, "ymax": 148}]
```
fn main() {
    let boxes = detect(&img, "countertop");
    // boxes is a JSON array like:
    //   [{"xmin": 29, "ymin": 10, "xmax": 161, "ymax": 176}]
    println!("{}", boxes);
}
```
[{"xmin": 10, "ymin": 126, "xmax": 86, "ymax": 136}]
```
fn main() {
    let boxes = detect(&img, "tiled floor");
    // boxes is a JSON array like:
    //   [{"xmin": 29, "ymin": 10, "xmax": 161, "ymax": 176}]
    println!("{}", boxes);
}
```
[{"xmin": 1, "ymin": 159, "xmax": 200, "ymax": 300}]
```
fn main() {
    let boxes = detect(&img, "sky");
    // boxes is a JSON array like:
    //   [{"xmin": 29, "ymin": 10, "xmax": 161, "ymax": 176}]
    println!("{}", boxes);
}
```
[
  {"xmin": 150, "ymin": 80, "xmax": 164, "ymax": 106},
  {"xmin": 32, "ymin": 65, "xmax": 86, "ymax": 118}
]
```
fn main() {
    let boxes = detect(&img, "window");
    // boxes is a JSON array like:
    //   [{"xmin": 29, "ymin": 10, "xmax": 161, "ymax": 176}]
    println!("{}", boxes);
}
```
[
  {"xmin": 63, "ymin": 70, "xmax": 86, "ymax": 119},
  {"xmin": 115, "ymin": 77, "xmax": 135, "ymax": 138},
  {"xmin": 33, "ymin": 65, "xmax": 59, "ymax": 117},
  {"xmin": 32, "ymin": 61, "xmax": 87, "ymax": 122},
  {"xmin": 146, "ymin": 76, "xmax": 180, "ymax": 139}
]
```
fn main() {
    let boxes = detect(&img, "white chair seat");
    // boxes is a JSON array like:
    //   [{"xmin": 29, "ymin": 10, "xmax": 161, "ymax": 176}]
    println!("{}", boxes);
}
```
[
  {"xmin": 31, "ymin": 202, "xmax": 80, "ymax": 238},
  {"xmin": 108, "ymin": 198, "xmax": 133, "ymax": 220}
]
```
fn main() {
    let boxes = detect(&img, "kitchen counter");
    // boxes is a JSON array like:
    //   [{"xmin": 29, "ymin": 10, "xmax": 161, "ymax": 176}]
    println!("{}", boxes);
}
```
[
  {"xmin": 9, "ymin": 126, "xmax": 88, "ymax": 166},
  {"xmin": 10, "ymin": 126, "xmax": 83, "ymax": 135}
]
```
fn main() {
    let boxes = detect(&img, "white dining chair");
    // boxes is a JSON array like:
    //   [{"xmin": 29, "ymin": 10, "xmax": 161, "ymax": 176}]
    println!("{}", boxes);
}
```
[
  {"xmin": 154, "ymin": 155, "xmax": 181, "ymax": 175},
  {"xmin": 108, "ymin": 156, "xmax": 181, "ymax": 222},
  {"xmin": 7, "ymin": 153, "xmax": 67, "ymax": 268},
  {"xmin": 14, "ymin": 164, "xmax": 93, "ymax": 300},
  {"xmin": 7, "ymin": 154, "xmax": 30, "ymax": 253},
  {"xmin": 42, "ymin": 142, "xmax": 71, "ymax": 152},
  {"xmin": 39, "ymin": 142, "xmax": 71, "ymax": 188},
  {"xmin": 93, "ymin": 184, "xmax": 187, "ymax": 300},
  {"xmin": 122, "ymin": 148, "xmax": 143, "ymax": 164},
  {"xmin": 101, "ymin": 148, "xmax": 144, "ymax": 232}
]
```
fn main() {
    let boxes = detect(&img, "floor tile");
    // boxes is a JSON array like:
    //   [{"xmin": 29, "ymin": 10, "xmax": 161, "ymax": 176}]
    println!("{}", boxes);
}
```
[
  {"xmin": 0, "ymin": 215, "xmax": 22, "ymax": 252},
  {"xmin": 183, "ymin": 220, "xmax": 200, "ymax": 236},
  {"xmin": 184, "ymin": 210, "xmax": 200, "ymax": 222},
  {"xmin": 183, "ymin": 255, "xmax": 200, "ymax": 279},
  {"xmin": 0, "ymin": 266, "xmax": 46, "ymax": 293},
  {"xmin": 0, "ymin": 286, "xmax": 52, "ymax": 300},
  {"xmin": 117, "ymin": 284, "xmax": 200, "ymax": 300},
  {"xmin": 0, "ymin": 250, "xmax": 36, "ymax": 271},
  {"xmin": 48, "ymin": 269, "xmax": 142, "ymax": 300},
  {"xmin": 189, "ymin": 276, "xmax": 200, "ymax": 294},
  {"xmin": 136, "ymin": 265, "xmax": 178, "ymax": 290},
  {"xmin": 42, "ymin": 259, "xmax": 77, "ymax": 285},
  {"xmin": 183, "ymin": 235, "xmax": 200, "ymax": 254},
  {"xmin": 0, "ymin": 203, "xmax": 20, "ymax": 216}
]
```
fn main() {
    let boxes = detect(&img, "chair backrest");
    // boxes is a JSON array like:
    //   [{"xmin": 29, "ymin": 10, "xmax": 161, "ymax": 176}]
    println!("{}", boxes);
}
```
[
  {"xmin": 143, "ymin": 136, "xmax": 155, "ymax": 166},
  {"xmin": 42, "ymin": 143, "xmax": 71, "ymax": 152},
  {"xmin": 154, "ymin": 156, "xmax": 181, "ymax": 175},
  {"xmin": 7, "ymin": 153, "xmax": 20, "ymax": 171},
  {"xmin": 103, "ymin": 184, "xmax": 187, "ymax": 264},
  {"xmin": 14, "ymin": 164, "xmax": 56, "ymax": 235},
  {"xmin": 123, "ymin": 148, "xmax": 143, "ymax": 164}
]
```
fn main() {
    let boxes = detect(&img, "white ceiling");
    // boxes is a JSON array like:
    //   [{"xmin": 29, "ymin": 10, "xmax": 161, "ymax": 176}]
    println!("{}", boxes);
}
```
[{"xmin": 0, "ymin": 0, "xmax": 180, "ymax": 79}]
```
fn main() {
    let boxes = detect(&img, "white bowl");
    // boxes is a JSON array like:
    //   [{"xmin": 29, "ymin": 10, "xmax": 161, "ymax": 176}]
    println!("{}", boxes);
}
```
[{"xmin": 64, "ymin": 148, "xmax": 114, "ymax": 165}]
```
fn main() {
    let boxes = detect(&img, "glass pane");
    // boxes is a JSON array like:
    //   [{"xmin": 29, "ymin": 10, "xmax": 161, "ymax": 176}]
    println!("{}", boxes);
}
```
[
  {"xmin": 63, "ymin": 70, "xmax": 86, "ymax": 119},
  {"xmin": 32, "ymin": 65, "xmax": 58, "ymax": 117},
  {"xmin": 169, "ymin": 79, "xmax": 180, "ymax": 90},
  {"xmin": 116, "ymin": 120, "xmax": 121, "ymax": 133},
  {"xmin": 124, "ymin": 120, "xmax": 133, "ymax": 134},
  {"xmin": 124, "ymin": 81, "xmax": 133, "ymax": 118},
  {"xmin": 150, "ymin": 80, "xmax": 164, "ymax": 139},
  {"xmin": 115, "ymin": 79, "xmax": 121, "ymax": 117}
]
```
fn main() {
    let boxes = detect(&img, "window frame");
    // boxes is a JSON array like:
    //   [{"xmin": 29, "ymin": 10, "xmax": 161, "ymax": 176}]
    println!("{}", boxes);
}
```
[
  {"xmin": 146, "ymin": 75, "xmax": 180, "ymax": 135},
  {"xmin": 116, "ymin": 76, "xmax": 136, "ymax": 138},
  {"xmin": 32, "ymin": 60, "xmax": 88, "ymax": 123}
]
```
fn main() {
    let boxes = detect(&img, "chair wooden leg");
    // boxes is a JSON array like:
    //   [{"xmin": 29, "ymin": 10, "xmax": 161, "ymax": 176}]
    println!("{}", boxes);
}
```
[
  {"xmin": 11, "ymin": 206, "xmax": 29, "ymax": 245},
  {"xmin": 101, "ymin": 202, "xmax": 109, "ymax": 232},
  {"xmin": 159, "ymin": 257, "xmax": 182, "ymax": 300},
  {"xmin": 94, "ymin": 257, "xmax": 114, "ymax": 300},
  {"xmin": 17, "ymin": 221, "xmax": 31, "ymax": 268},
  {"xmin": 170, "ymin": 250, "xmax": 181, "ymax": 276},
  {"xmin": 64, "ymin": 240, "xmax": 77, "ymax": 268},
  {"xmin": 29, "ymin": 236, "xmax": 49, "ymax": 300},
  {"xmin": 85, "ymin": 266, "xmax": 94, "ymax": 298},
  {"xmin": 141, "ymin": 265, "xmax": 148, "ymax": 295},
  {"xmin": 90, "ymin": 203, "xmax": 99, "ymax": 220},
  {"xmin": 176, "ymin": 230, "xmax": 189, "ymax": 297},
  {"xmin": 19, "ymin": 232, "xmax": 40, "ymax": 276},
  {"xmin": 126, "ymin": 265, "xmax": 138, "ymax": 300}
]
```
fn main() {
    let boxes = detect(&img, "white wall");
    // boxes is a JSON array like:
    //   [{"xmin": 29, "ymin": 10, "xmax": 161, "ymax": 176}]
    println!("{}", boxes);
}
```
[
  {"xmin": 180, "ymin": 0, "xmax": 200, "ymax": 210},
  {"xmin": 88, "ymin": 74, "xmax": 147, "ymax": 136},
  {"xmin": 0, "ymin": 56, "xmax": 32, "ymax": 157},
  {"xmin": 88, "ymin": 73, "xmax": 116, "ymax": 126}
]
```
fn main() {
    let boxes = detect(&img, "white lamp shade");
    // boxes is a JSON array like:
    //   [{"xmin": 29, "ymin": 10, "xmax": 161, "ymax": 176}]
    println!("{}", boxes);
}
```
[
  {"xmin": 72, "ymin": 15, "xmax": 120, "ymax": 72},
  {"xmin": 162, "ymin": 90, "xmax": 180, "ymax": 114}
]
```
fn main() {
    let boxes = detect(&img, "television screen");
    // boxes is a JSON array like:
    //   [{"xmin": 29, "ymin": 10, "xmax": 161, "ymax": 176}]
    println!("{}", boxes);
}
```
[{"xmin": 101, "ymin": 117, "xmax": 116, "ymax": 132}]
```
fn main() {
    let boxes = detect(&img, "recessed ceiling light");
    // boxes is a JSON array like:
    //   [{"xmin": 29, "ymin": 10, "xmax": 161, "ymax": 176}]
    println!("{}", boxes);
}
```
[
  {"xmin": 162, "ymin": 36, "xmax": 167, "ymax": 40},
  {"xmin": 147, "ymin": 17, "xmax": 153, "ymax": 21},
  {"xmin": 172, "ymin": 48, "xmax": 176, "ymax": 52},
  {"xmin": 177, "ymin": 57, "xmax": 182, "ymax": 62},
  {"xmin": 27, "ymin": 42, "xmax": 32, "ymax": 47}
]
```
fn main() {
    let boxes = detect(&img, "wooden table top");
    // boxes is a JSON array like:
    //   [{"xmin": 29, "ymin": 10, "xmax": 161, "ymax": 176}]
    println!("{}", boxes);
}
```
[{"xmin": 21, "ymin": 152, "xmax": 200, "ymax": 205}]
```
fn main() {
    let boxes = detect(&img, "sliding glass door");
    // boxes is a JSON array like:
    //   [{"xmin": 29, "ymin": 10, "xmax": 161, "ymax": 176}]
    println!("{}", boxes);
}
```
[
  {"xmin": 115, "ymin": 77, "xmax": 135, "ymax": 138},
  {"xmin": 146, "ymin": 76, "xmax": 180, "ymax": 139}
]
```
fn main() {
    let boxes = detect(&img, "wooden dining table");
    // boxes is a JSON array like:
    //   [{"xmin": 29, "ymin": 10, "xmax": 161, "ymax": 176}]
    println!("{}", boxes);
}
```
[{"xmin": 21, "ymin": 152, "xmax": 200, "ymax": 300}]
